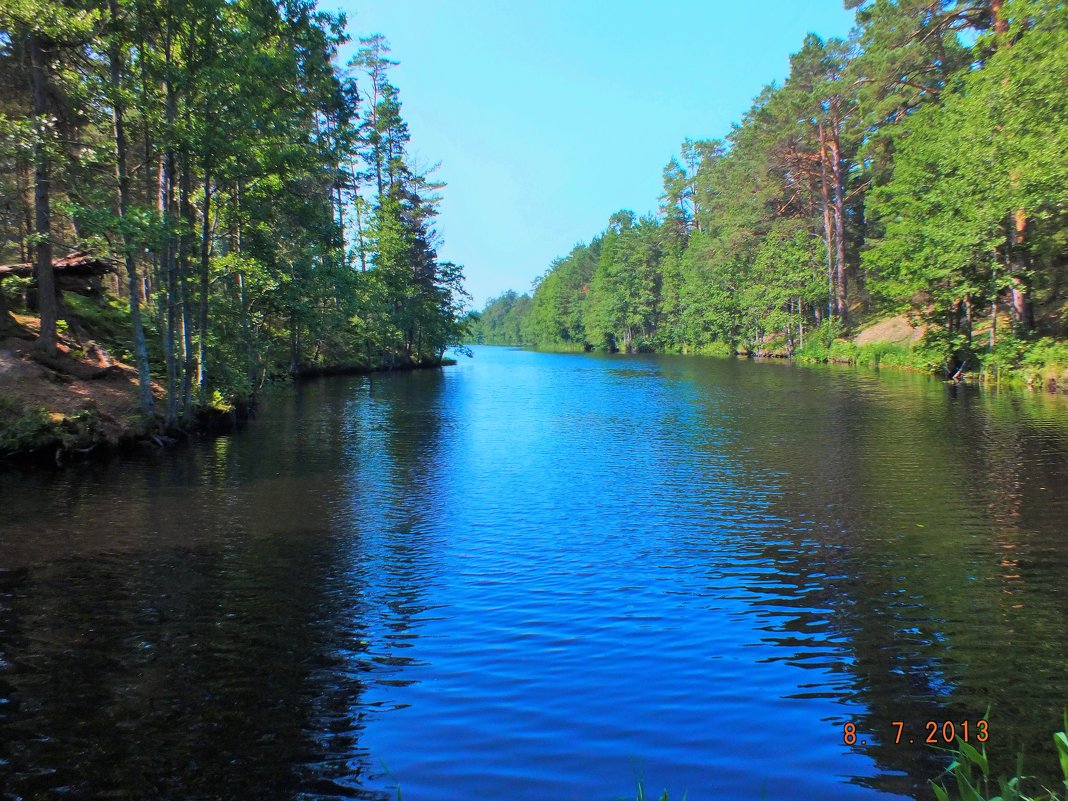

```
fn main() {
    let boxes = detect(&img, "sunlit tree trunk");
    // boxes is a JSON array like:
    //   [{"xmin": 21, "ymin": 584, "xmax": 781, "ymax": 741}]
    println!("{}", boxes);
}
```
[
  {"xmin": 991, "ymin": 0, "xmax": 1034, "ymax": 330},
  {"xmin": 818, "ymin": 123, "xmax": 836, "ymax": 321},
  {"xmin": 828, "ymin": 114, "xmax": 848, "ymax": 325}
]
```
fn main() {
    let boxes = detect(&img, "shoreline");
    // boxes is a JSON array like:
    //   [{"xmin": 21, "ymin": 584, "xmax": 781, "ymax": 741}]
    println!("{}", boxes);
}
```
[
  {"xmin": 0, "ymin": 330, "xmax": 457, "ymax": 471},
  {"xmin": 7, "ymin": 328, "xmax": 1062, "ymax": 472},
  {"xmin": 471, "ymin": 339, "xmax": 1068, "ymax": 397}
]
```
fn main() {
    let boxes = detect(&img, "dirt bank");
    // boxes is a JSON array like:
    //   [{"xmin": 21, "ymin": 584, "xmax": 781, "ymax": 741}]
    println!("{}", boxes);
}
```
[{"xmin": 0, "ymin": 313, "xmax": 157, "ymax": 466}]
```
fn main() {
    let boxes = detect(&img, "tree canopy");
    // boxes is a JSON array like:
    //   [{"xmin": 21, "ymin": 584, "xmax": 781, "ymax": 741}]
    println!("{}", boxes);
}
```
[
  {"xmin": 473, "ymin": 0, "xmax": 1068, "ymax": 377},
  {"xmin": 1, "ymin": 0, "xmax": 469, "ymax": 424}
]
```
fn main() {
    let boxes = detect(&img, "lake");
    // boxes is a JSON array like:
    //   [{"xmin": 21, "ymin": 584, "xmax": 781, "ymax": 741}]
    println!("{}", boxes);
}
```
[{"xmin": 2, "ymin": 345, "xmax": 1068, "ymax": 800}]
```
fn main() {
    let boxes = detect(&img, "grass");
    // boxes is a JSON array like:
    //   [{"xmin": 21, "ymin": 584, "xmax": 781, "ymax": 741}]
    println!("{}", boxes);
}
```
[
  {"xmin": 795, "ymin": 338, "xmax": 929, "ymax": 370},
  {"xmin": 796, "ymin": 328, "xmax": 1068, "ymax": 389},
  {"xmin": 0, "ymin": 395, "xmax": 103, "ymax": 457},
  {"xmin": 62, "ymin": 293, "xmax": 163, "ymax": 367},
  {"xmin": 0, "ymin": 396, "xmax": 56, "ymax": 453},
  {"xmin": 634, "ymin": 783, "xmax": 676, "ymax": 801},
  {"xmin": 931, "ymin": 721, "xmax": 1068, "ymax": 801},
  {"xmin": 614, "ymin": 721, "xmax": 1068, "ymax": 801},
  {"xmin": 456, "ymin": 324, "xmax": 1068, "ymax": 394},
  {"xmin": 1004, "ymin": 338, "xmax": 1068, "ymax": 389},
  {"xmin": 685, "ymin": 341, "xmax": 735, "ymax": 358},
  {"xmin": 972, "ymin": 336, "xmax": 1068, "ymax": 389}
]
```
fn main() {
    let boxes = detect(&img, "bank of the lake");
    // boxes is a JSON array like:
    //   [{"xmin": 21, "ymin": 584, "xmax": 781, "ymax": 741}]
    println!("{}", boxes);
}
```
[
  {"xmin": 472, "ymin": 312, "xmax": 1068, "ymax": 395},
  {"xmin": 0, "ymin": 308, "xmax": 456, "ymax": 467},
  {"xmin": 8, "ymin": 302, "xmax": 1064, "ymax": 470}
]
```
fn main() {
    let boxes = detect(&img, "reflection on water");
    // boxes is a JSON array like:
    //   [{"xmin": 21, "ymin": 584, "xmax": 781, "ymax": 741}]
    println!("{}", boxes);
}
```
[{"xmin": 2, "ymin": 347, "xmax": 1068, "ymax": 800}]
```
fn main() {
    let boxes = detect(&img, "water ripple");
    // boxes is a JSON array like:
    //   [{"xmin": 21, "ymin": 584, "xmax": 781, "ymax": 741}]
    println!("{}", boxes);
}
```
[{"xmin": 2, "ymin": 349, "xmax": 1068, "ymax": 799}]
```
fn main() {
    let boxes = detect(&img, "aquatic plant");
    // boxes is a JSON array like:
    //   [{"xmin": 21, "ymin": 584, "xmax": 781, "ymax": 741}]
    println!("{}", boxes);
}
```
[{"xmin": 932, "ymin": 720, "xmax": 1068, "ymax": 801}]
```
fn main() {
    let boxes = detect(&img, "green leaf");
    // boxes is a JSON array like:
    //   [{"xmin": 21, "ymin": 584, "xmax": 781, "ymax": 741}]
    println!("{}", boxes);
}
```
[
  {"xmin": 954, "ymin": 767, "xmax": 984, "ymax": 801},
  {"xmin": 958, "ymin": 738, "xmax": 990, "ymax": 777},
  {"xmin": 1054, "ymin": 731, "xmax": 1068, "ymax": 781}
]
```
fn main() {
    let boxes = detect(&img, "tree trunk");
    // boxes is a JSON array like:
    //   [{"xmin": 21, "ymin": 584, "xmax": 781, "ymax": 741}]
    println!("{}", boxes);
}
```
[
  {"xmin": 161, "ymin": 33, "xmax": 178, "ymax": 427},
  {"xmin": 139, "ymin": 30, "xmax": 160, "ymax": 334},
  {"xmin": 199, "ymin": 166, "xmax": 211, "ymax": 392},
  {"xmin": 991, "ymin": 0, "xmax": 1008, "ymax": 35},
  {"xmin": 196, "ymin": 15, "xmax": 216, "ymax": 394},
  {"xmin": 1008, "ymin": 209, "xmax": 1035, "ymax": 330},
  {"xmin": 336, "ymin": 182, "xmax": 344, "ymax": 247},
  {"xmin": 110, "ymin": 0, "xmax": 155, "ymax": 419},
  {"xmin": 817, "ymin": 124, "xmax": 836, "ymax": 321},
  {"xmin": 17, "ymin": 160, "xmax": 32, "ymax": 263},
  {"xmin": 234, "ymin": 182, "xmax": 256, "ymax": 388},
  {"xmin": 828, "ymin": 118, "xmax": 849, "ymax": 325},
  {"xmin": 179, "ymin": 153, "xmax": 195, "ymax": 420},
  {"xmin": 0, "ymin": 290, "xmax": 17, "ymax": 336},
  {"xmin": 993, "ymin": 1, "xmax": 1034, "ymax": 331},
  {"xmin": 162, "ymin": 150, "xmax": 178, "ymax": 427},
  {"xmin": 351, "ymin": 185, "xmax": 368, "ymax": 271},
  {"xmin": 29, "ymin": 33, "xmax": 57, "ymax": 356},
  {"xmin": 290, "ymin": 312, "xmax": 300, "ymax": 374}
]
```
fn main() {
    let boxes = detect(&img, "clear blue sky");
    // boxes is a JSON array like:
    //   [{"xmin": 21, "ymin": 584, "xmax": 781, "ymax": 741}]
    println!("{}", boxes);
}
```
[{"xmin": 334, "ymin": 0, "xmax": 857, "ymax": 309}]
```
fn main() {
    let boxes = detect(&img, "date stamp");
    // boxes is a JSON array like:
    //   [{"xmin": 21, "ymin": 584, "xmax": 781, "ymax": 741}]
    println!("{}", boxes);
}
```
[{"xmin": 843, "ymin": 720, "xmax": 989, "ymax": 746}]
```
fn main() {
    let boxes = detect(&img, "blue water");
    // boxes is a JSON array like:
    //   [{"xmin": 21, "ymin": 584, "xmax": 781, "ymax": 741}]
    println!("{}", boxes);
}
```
[{"xmin": 3, "ymin": 346, "xmax": 1068, "ymax": 800}]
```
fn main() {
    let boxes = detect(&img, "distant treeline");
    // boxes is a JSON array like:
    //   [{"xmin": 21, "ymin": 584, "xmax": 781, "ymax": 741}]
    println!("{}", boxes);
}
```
[
  {"xmin": 470, "ymin": 0, "xmax": 1068, "ymax": 376},
  {"xmin": 0, "ymin": 0, "xmax": 469, "ymax": 425}
]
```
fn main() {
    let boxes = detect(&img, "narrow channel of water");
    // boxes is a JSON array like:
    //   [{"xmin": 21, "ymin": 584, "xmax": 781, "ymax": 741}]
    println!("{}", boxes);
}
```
[{"xmin": 2, "ymin": 346, "xmax": 1067, "ymax": 800}]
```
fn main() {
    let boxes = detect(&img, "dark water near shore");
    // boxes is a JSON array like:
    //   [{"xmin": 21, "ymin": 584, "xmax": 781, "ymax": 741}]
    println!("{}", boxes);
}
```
[{"xmin": 2, "ymin": 346, "xmax": 1068, "ymax": 800}]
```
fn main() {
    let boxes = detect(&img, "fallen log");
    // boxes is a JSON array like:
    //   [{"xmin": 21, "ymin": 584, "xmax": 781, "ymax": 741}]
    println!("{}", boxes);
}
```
[{"xmin": 0, "ymin": 251, "xmax": 117, "ymax": 299}]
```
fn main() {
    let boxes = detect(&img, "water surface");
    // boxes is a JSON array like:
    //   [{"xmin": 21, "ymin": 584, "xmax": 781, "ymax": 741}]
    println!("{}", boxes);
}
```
[{"xmin": 2, "ymin": 346, "xmax": 1068, "ymax": 800}]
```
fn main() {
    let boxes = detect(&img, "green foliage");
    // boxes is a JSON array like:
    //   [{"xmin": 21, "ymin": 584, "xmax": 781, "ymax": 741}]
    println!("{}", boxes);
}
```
[
  {"xmin": 685, "ymin": 341, "xmax": 734, "ymax": 357},
  {"xmin": 864, "ymin": 1, "xmax": 1068, "ymax": 366},
  {"xmin": 981, "ymin": 334, "xmax": 1031, "ymax": 380},
  {"xmin": 7, "ymin": 0, "xmax": 1068, "ymax": 390},
  {"xmin": 979, "ymin": 335, "xmax": 1068, "ymax": 386},
  {"xmin": 796, "ymin": 335, "xmax": 934, "ymax": 371},
  {"xmin": 0, "ymin": 1, "xmax": 469, "ymax": 423},
  {"xmin": 0, "ymin": 396, "xmax": 102, "ymax": 454},
  {"xmin": 611, "ymin": 725, "xmax": 1068, "ymax": 801},
  {"xmin": 526, "ymin": 240, "xmax": 599, "ymax": 348},
  {"xmin": 855, "ymin": 341, "xmax": 913, "ymax": 369},
  {"xmin": 633, "ymin": 780, "xmax": 673, "ymax": 801},
  {"xmin": 64, "ymin": 294, "xmax": 162, "ymax": 368},
  {"xmin": 816, "ymin": 318, "xmax": 844, "ymax": 349},
  {"xmin": 468, "ymin": 291, "xmax": 533, "ymax": 345},
  {"xmin": 1020, "ymin": 338, "xmax": 1068, "ymax": 374},
  {"xmin": 479, "ymin": 1, "xmax": 1068, "ymax": 378},
  {"xmin": 931, "ymin": 722, "xmax": 1068, "ymax": 801},
  {"xmin": 0, "ymin": 275, "xmax": 33, "ymax": 305},
  {"xmin": 0, "ymin": 397, "xmax": 54, "ymax": 453},
  {"xmin": 510, "ymin": 27, "xmax": 863, "ymax": 356},
  {"xmin": 583, "ymin": 212, "xmax": 663, "ymax": 352}
]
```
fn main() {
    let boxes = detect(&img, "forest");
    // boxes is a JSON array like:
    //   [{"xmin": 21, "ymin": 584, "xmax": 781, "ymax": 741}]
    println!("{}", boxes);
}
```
[
  {"xmin": 470, "ymin": 0, "xmax": 1068, "ymax": 384},
  {"xmin": 0, "ymin": 0, "xmax": 469, "ymax": 432}
]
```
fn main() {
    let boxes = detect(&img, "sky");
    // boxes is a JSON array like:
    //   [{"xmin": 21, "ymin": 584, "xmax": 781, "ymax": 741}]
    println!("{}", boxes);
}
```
[{"xmin": 333, "ymin": 0, "xmax": 858, "ymax": 310}]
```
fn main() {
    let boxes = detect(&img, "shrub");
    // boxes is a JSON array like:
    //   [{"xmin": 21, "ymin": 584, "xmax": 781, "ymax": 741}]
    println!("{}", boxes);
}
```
[
  {"xmin": 829, "ymin": 339, "xmax": 860, "ymax": 362},
  {"xmin": 0, "ymin": 397, "xmax": 55, "ymax": 453}
]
